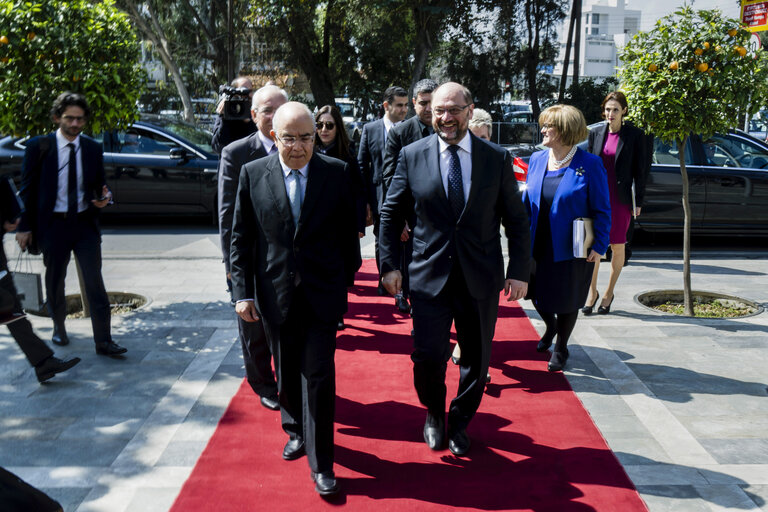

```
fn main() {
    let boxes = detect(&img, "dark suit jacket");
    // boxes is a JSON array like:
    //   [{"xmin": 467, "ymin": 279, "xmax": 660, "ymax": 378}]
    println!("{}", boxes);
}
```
[
  {"xmin": 230, "ymin": 153, "xmax": 361, "ymax": 325},
  {"xmin": 211, "ymin": 116, "xmax": 257, "ymax": 154},
  {"xmin": 382, "ymin": 116, "xmax": 430, "ymax": 190},
  {"xmin": 18, "ymin": 133, "xmax": 107, "ymax": 247},
  {"xmin": 380, "ymin": 134, "xmax": 531, "ymax": 300},
  {"xmin": 218, "ymin": 132, "xmax": 268, "ymax": 273},
  {"xmin": 357, "ymin": 119, "xmax": 387, "ymax": 215},
  {"xmin": 587, "ymin": 121, "xmax": 649, "ymax": 207}
]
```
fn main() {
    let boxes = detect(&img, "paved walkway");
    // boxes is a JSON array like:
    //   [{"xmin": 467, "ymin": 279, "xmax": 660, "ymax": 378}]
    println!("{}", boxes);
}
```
[{"xmin": 1, "ymin": 231, "xmax": 766, "ymax": 511}]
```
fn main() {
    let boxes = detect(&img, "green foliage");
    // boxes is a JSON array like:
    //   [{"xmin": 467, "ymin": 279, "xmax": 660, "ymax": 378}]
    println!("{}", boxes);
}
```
[
  {"xmin": 562, "ymin": 76, "xmax": 619, "ymax": 124},
  {"xmin": 618, "ymin": 6, "xmax": 768, "ymax": 142},
  {"xmin": 0, "ymin": 0, "xmax": 145, "ymax": 136}
]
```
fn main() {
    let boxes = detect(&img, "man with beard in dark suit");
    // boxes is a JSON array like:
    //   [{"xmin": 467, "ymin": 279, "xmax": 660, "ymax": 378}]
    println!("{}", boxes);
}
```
[
  {"xmin": 230, "ymin": 102, "xmax": 360, "ymax": 495},
  {"xmin": 381, "ymin": 78, "xmax": 438, "ymax": 313},
  {"xmin": 16, "ymin": 92, "xmax": 126, "ymax": 356},
  {"xmin": 380, "ymin": 82, "xmax": 530, "ymax": 456},
  {"xmin": 218, "ymin": 85, "xmax": 288, "ymax": 411}
]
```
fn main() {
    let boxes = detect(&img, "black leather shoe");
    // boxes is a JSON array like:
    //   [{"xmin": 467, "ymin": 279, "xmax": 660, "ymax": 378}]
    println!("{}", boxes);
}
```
[
  {"xmin": 597, "ymin": 295, "xmax": 614, "ymax": 315},
  {"xmin": 581, "ymin": 292, "xmax": 600, "ymax": 315},
  {"xmin": 423, "ymin": 412, "xmax": 445, "ymax": 450},
  {"xmin": 260, "ymin": 395, "xmax": 279, "ymax": 411},
  {"xmin": 311, "ymin": 471, "xmax": 339, "ymax": 495},
  {"xmin": 547, "ymin": 349, "xmax": 570, "ymax": 372},
  {"xmin": 95, "ymin": 341, "xmax": 128, "ymax": 356},
  {"xmin": 35, "ymin": 356, "xmax": 81, "ymax": 383},
  {"xmin": 395, "ymin": 294, "xmax": 410, "ymax": 314},
  {"xmin": 52, "ymin": 324, "xmax": 69, "ymax": 346},
  {"xmin": 282, "ymin": 437, "xmax": 305, "ymax": 460},
  {"xmin": 448, "ymin": 428, "xmax": 471, "ymax": 456}
]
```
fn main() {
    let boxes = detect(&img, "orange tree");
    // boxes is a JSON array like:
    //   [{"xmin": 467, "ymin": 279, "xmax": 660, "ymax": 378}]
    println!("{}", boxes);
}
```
[
  {"xmin": 0, "ymin": 0, "xmax": 145, "ymax": 136},
  {"xmin": 618, "ymin": 6, "xmax": 768, "ymax": 316}
]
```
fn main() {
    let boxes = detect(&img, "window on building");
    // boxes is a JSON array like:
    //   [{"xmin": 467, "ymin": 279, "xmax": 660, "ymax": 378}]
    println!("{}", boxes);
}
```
[
  {"xmin": 592, "ymin": 13, "xmax": 600, "ymax": 24},
  {"xmin": 591, "ymin": 27, "xmax": 599, "ymax": 35}
]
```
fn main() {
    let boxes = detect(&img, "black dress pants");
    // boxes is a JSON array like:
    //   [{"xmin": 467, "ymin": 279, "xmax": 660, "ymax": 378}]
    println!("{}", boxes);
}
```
[
  {"xmin": 42, "ymin": 216, "xmax": 111, "ymax": 343},
  {"xmin": 1, "ymin": 272, "xmax": 53, "ymax": 367},
  {"xmin": 410, "ymin": 263, "xmax": 499, "ymax": 432},
  {"xmin": 237, "ymin": 315, "xmax": 278, "ymax": 398},
  {"xmin": 264, "ymin": 285, "xmax": 337, "ymax": 473}
]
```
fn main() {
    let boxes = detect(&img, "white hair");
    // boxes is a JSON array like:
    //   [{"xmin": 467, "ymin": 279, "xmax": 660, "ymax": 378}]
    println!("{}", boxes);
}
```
[
  {"xmin": 272, "ymin": 102, "xmax": 315, "ymax": 133},
  {"xmin": 252, "ymin": 85, "xmax": 289, "ymax": 111}
]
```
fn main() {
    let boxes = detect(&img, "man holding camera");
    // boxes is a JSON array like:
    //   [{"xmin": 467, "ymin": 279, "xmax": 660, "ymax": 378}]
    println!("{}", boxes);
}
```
[
  {"xmin": 211, "ymin": 76, "xmax": 256, "ymax": 154},
  {"xmin": 218, "ymin": 85, "xmax": 288, "ymax": 410}
]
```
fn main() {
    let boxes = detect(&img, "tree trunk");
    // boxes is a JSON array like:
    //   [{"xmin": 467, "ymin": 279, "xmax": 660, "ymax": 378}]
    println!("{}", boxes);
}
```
[
  {"xmin": 677, "ymin": 135, "xmax": 694, "ymax": 316},
  {"xmin": 572, "ymin": 0, "xmax": 582, "ymax": 85},
  {"xmin": 120, "ymin": 1, "xmax": 195, "ymax": 123},
  {"xmin": 558, "ymin": 0, "xmax": 577, "ymax": 102},
  {"xmin": 524, "ymin": 0, "xmax": 540, "ymax": 119}
]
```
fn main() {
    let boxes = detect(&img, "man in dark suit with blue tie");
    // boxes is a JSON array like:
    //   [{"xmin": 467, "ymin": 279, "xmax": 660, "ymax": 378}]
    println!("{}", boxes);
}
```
[
  {"xmin": 230, "ymin": 102, "xmax": 360, "ymax": 495},
  {"xmin": 218, "ymin": 85, "xmax": 288, "ymax": 411},
  {"xmin": 380, "ymin": 82, "xmax": 530, "ymax": 456},
  {"xmin": 357, "ymin": 86, "xmax": 408, "ymax": 296},
  {"xmin": 16, "ymin": 92, "xmax": 126, "ymax": 356}
]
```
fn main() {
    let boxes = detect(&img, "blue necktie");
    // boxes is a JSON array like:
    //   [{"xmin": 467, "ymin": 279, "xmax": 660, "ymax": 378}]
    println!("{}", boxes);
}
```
[
  {"xmin": 67, "ymin": 143, "xmax": 78, "ymax": 217},
  {"xmin": 288, "ymin": 169, "xmax": 303, "ymax": 229},
  {"xmin": 447, "ymin": 145, "xmax": 464, "ymax": 220}
]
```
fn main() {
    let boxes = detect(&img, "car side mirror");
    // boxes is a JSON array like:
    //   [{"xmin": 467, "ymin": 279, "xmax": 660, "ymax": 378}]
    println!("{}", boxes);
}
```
[{"xmin": 169, "ymin": 147, "xmax": 189, "ymax": 161}]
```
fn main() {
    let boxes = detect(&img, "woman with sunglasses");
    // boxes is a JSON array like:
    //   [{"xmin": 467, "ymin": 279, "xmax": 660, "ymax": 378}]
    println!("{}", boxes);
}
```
[{"xmin": 315, "ymin": 105, "xmax": 366, "ymax": 330}]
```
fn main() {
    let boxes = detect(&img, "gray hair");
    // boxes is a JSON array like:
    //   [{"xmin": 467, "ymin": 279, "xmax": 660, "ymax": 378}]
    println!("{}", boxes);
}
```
[
  {"xmin": 272, "ymin": 102, "xmax": 315, "ymax": 133},
  {"xmin": 469, "ymin": 108, "xmax": 492, "ymax": 136},
  {"xmin": 252, "ymin": 85, "xmax": 289, "ymax": 111},
  {"xmin": 413, "ymin": 78, "xmax": 438, "ymax": 98}
]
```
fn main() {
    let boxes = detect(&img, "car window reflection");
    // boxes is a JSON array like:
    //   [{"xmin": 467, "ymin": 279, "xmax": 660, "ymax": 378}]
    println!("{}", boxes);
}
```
[{"xmin": 117, "ymin": 128, "xmax": 180, "ymax": 156}]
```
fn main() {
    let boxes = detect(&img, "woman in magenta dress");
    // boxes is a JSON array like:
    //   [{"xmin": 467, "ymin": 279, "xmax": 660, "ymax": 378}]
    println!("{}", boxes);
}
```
[{"xmin": 583, "ymin": 91, "xmax": 648, "ymax": 315}]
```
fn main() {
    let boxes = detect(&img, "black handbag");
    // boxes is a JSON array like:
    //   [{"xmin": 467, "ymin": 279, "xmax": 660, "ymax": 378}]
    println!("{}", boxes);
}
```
[{"xmin": 11, "ymin": 251, "xmax": 45, "ymax": 313}]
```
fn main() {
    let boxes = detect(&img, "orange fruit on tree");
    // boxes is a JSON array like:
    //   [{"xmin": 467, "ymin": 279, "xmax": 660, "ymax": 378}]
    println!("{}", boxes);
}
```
[
  {"xmin": 694, "ymin": 48, "xmax": 703, "ymax": 56},
  {"xmin": 715, "ymin": 45, "xmax": 722, "ymax": 52},
  {"xmin": 697, "ymin": 62, "xmax": 709, "ymax": 72},
  {"xmin": 728, "ymin": 28, "xmax": 738, "ymax": 37},
  {"xmin": 26, "ymin": 32, "xmax": 35, "ymax": 40},
  {"xmin": 648, "ymin": 63, "xmax": 658, "ymax": 72},
  {"xmin": 708, "ymin": 70, "xmax": 714, "ymax": 76},
  {"xmin": 703, "ymin": 42, "xmax": 710, "ymax": 49},
  {"xmin": 0, "ymin": 35, "xmax": 8, "ymax": 45},
  {"xmin": 737, "ymin": 46, "xmax": 747, "ymax": 57},
  {"xmin": 669, "ymin": 61, "xmax": 679, "ymax": 70},
  {"xmin": 1, "ymin": 57, "xmax": 9, "ymax": 63}
]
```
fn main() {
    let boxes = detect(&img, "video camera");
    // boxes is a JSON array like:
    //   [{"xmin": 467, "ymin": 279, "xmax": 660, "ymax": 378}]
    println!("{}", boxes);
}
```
[{"xmin": 218, "ymin": 85, "xmax": 252, "ymax": 121}]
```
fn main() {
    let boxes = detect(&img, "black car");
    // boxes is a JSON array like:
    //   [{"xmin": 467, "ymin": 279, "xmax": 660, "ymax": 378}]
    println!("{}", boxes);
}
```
[
  {"xmin": 509, "ymin": 126, "xmax": 768, "ymax": 235},
  {"xmin": 0, "ymin": 115, "xmax": 219, "ymax": 221}
]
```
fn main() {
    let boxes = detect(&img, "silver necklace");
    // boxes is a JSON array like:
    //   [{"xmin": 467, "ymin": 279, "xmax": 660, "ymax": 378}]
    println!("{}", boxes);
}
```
[{"xmin": 549, "ymin": 146, "xmax": 577, "ymax": 168}]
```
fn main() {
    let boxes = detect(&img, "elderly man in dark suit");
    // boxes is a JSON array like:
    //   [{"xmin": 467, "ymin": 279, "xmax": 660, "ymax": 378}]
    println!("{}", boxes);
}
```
[
  {"xmin": 230, "ymin": 102, "xmax": 360, "ymax": 495},
  {"xmin": 357, "ymin": 85, "xmax": 408, "ymax": 297},
  {"xmin": 380, "ymin": 82, "xmax": 530, "ymax": 456},
  {"xmin": 218, "ymin": 85, "xmax": 288, "ymax": 411},
  {"xmin": 16, "ymin": 92, "xmax": 126, "ymax": 356}
]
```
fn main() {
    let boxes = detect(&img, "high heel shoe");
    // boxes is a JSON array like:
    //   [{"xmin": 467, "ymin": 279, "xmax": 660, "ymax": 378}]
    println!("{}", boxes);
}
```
[
  {"xmin": 597, "ymin": 295, "xmax": 614, "ymax": 315},
  {"xmin": 581, "ymin": 292, "xmax": 599, "ymax": 315},
  {"xmin": 547, "ymin": 348, "xmax": 569, "ymax": 372}
]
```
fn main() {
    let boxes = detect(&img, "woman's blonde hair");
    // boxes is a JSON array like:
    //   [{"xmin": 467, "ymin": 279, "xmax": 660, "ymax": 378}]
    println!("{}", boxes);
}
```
[{"xmin": 538, "ymin": 104, "xmax": 588, "ymax": 147}]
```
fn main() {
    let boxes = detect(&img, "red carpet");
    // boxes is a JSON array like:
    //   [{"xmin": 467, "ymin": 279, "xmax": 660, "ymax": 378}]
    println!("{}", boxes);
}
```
[{"xmin": 171, "ymin": 260, "xmax": 647, "ymax": 511}]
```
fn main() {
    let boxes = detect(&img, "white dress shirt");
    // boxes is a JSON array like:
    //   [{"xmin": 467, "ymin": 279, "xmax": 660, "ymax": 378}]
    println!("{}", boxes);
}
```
[
  {"xmin": 258, "ymin": 130, "xmax": 276, "ymax": 154},
  {"xmin": 437, "ymin": 131, "xmax": 473, "ymax": 200},
  {"xmin": 53, "ymin": 129, "xmax": 87, "ymax": 213}
]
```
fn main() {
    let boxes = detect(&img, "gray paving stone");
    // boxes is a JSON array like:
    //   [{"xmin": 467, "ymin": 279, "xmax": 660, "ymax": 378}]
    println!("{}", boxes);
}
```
[
  {"xmin": 156, "ymin": 440, "xmax": 208, "ymax": 466},
  {"xmin": 700, "ymin": 439, "xmax": 768, "ymax": 465},
  {"xmin": 635, "ymin": 486, "xmax": 712, "ymax": 512},
  {"xmin": 3, "ymin": 439, "xmax": 127, "ymax": 466}
]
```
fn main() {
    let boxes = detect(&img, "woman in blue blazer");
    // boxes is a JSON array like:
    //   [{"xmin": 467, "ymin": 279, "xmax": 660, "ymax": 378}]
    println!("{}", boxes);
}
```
[{"xmin": 523, "ymin": 105, "xmax": 611, "ymax": 372}]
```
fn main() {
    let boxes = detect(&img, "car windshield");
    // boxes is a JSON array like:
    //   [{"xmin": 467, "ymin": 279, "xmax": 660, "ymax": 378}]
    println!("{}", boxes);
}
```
[
  {"xmin": 336, "ymin": 103, "xmax": 355, "ymax": 118},
  {"xmin": 156, "ymin": 120, "xmax": 214, "ymax": 154}
]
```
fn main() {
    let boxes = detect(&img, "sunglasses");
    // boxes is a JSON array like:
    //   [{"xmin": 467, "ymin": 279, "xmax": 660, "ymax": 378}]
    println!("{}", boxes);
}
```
[{"xmin": 316, "ymin": 121, "xmax": 336, "ymax": 130}]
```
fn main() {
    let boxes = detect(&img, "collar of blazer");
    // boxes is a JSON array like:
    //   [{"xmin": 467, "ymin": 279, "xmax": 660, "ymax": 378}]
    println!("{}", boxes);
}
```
[
  {"xmin": 420, "ymin": 132, "xmax": 487, "ymax": 222},
  {"xmin": 528, "ymin": 147, "xmax": 589, "ymax": 207},
  {"xmin": 247, "ymin": 132, "xmax": 267, "ymax": 160},
  {"xmin": 594, "ymin": 122, "xmax": 625, "ymax": 162},
  {"xmin": 263, "ymin": 152, "xmax": 327, "ymax": 236}
]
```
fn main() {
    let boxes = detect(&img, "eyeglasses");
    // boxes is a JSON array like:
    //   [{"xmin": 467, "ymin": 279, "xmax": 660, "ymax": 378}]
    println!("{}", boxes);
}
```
[
  {"xmin": 275, "ymin": 134, "xmax": 315, "ymax": 147},
  {"xmin": 316, "ymin": 121, "xmax": 335, "ymax": 131},
  {"xmin": 432, "ymin": 105, "xmax": 470, "ymax": 117},
  {"xmin": 61, "ymin": 115, "xmax": 86, "ymax": 122},
  {"xmin": 541, "ymin": 123, "xmax": 555, "ymax": 130}
]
